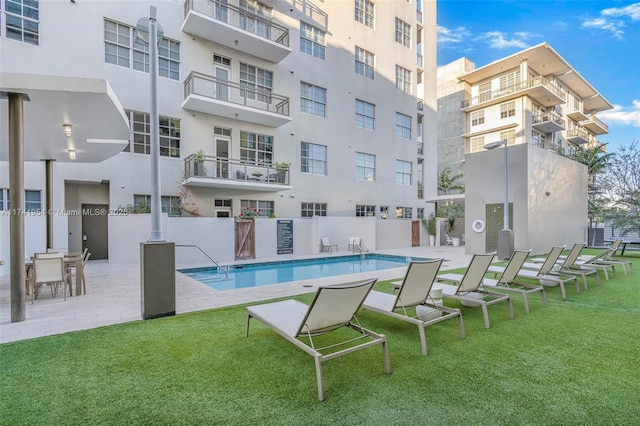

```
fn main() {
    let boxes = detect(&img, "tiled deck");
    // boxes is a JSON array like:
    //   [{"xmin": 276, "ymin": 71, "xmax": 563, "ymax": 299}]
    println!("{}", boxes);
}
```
[{"xmin": 0, "ymin": 246, "xmax": 470, "ymax": 344}]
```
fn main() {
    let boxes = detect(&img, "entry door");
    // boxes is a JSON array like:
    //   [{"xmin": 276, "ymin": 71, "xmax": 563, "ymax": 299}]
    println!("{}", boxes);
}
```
[
  {"xmin": 412, "ymin": 220, "xmax": 420, "ymax": 247},
  {"xmin": 82, "ymin": 204, "xmax": 109, "ymax": 260},
  {"xmin": 215, "ymin": 138, "xmax": 230, "ymax": 178},
  {"xmin": 214, "ymin": 66, "xmax": 230, "ymax": 101}
]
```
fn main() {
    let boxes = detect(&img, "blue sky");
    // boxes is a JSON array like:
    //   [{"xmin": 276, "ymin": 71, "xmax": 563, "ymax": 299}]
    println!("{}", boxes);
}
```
[{"xmin": 437, "ymin": 0, "xmax": 640, "ymax": 150}]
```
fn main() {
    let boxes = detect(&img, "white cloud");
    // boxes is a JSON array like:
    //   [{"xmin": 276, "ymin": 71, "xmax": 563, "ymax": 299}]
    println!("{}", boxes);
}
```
[
  {"xmin": 475, "ymin": 31, "xmax": 536, "ymax": 49},
  {"xmin": 437, "ymin": 25, "xmax": 471, "ymax": 44},
  {"xmin": 581, "ymin": 2, "xmax": 640, "ymax": 39},
  {"xmin": 598, "ymin": 100, "xmax": 640, "ymax": 127}
]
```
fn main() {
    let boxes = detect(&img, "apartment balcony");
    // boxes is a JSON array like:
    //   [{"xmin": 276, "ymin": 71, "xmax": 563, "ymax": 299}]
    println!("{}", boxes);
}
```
[
  {"xmin": 417, "ymin": 140, "xmax": 423, "ymax": 155},
  {"xmin": 531, "ymin": 111, "xmax": 565, "ymax": 133},
  {"xmin": 417, "ymin": 98, "xmax": 424, "ymax": 111},
  {"xmin": 566, "ymin": 107, "xmax": 588, "ymax": 122},
  {"xmin": 566, "ymin": 127, "xmax": 590, "ymax": 145},
  {"xmin": 417, "ymin": 53, "xmax": 423, "ymax": 68},
  {"xmin": 417, "ymin": 182, "xmax": 424, "ymax": 200},
  {"xmin": 581, "ymin": 115, "xmax": 608, "ymax": 135},
  {"xmin": 182, "ymin": 0, "xmax": 291, "ymax": 63},
  {"xmin": 183, "ymin": 154, "xmax": 292, "ymax": 192},
  {"xmin": 416, "ymin": 9, "xmax": 423, "ymax": 24},
  {"xmin": 462, "ymin": 76, "xmax": 566, "ymax": 111},
  {"xmin": 183, "ymin": 71, "xmax": 291, "ymax": 127}
]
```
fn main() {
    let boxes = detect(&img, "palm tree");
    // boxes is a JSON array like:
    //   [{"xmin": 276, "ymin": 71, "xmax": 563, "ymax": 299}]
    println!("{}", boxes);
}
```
[
  {"xmin": 437, "ymin": 167, "xmax": 464, "ymax": 195},
  {"xmin": 574, "ymin": 143, "xmax": 614, "ymax": 192}
]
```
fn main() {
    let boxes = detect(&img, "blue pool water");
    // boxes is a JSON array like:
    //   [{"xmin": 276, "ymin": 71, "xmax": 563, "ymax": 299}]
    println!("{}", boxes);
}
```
[{"xmin": 179, "ymin": 254, "xmax": 426, "ymax": 291}]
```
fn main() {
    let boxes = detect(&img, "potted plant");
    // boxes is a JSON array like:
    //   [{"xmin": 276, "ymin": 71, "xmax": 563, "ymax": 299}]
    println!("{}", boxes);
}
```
[
  {"xmin": 446, "ymin": 215, "xmax": 460, "ymax": 246},
  {"xmin": 421, "ymin": 214, "xmax": 437, "ymax": 246},
  {"xmin": 193, "ymin": 149, "xmax": 206, "ymax": 176},
  {"xmin": 274, "ymin": 161, "xmax": 290, "ymax": 183}
]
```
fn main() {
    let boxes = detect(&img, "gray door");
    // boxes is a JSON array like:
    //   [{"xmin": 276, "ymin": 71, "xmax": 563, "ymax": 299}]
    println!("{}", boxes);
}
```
[{"xmin": 82, "ymin": 204, "xmax": 109, "ymax": 260}]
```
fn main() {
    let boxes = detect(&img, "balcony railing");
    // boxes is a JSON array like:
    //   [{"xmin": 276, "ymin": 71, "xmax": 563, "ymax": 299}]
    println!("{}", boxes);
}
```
[
  {"xmin": 462, "ymin": 75, "xmax": 566, "ymax": 108},
  {"xmin": 184, "ymin": 154, "xmax": 290, "ymax": 185},
  {"xmin": 581, "ymin": 115, "xmax": 609, "ymax": 134},
  {"xmin": 416, "ymin": 9, "xmax": 423, "ymax": 23},
  {"xmin": 417, "ymin": 141, "xmax": 423, "ymax": 155},
  {"xmin": 417, "ymin": 98, "xmax": 423, "ymax": 111},
  {"xmin": 417, "ymin": 182, "xmax": 424, "ymax": 199},
  {"xmin": 184, "ymin": 0, "xmax": 289, "ymax": 47},
  {"xmin": 417, "ymin": 53, "xmax": 423, "ymax": 68},
  {"xmin": 566, "ymin": 126, "xmax": 590, "ymax": 144},
  {"xmin": 532, "ymin": 111, "xmax": 566, "ymax": 133},
  {"xmin": 184, "ymin": 71, "xmax": 290, "ymax": 117}
]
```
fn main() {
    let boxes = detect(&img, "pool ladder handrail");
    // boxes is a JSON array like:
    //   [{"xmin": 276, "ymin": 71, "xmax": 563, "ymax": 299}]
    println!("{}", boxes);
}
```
[
  {"xmin": 175, "ymin": 244, "xmax": 229, "ymax": 279},
  {"xmin": 353, "ymin": 238, "xmax": 370, "ymax": 254}
]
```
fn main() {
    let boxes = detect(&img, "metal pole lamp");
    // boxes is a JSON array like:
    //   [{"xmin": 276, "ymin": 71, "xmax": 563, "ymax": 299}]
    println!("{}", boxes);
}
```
[{"xmin": 483, "ymin": 139, "xmax": 514, "ymax": 260}]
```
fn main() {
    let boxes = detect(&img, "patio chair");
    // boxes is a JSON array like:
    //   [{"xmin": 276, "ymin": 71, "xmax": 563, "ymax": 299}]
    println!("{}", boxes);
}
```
[
  {"xmin": 583, "ymin": 245, "xmax": 635, "ymax": 276},
  {"xmin": 363, "ymin": 258, "xmax": 465, "ymax": 356},
  {"xmin": 433, "ymin": 253, "xmax": 514, "ymax": 329},
  {"xmin": 546, "ymin": 243, "xmax": 599, "ymax": 289},
  {"xmin": 69, "ymin": 248, "xmax": 91, "ymax": 295},
  {"xmin": 320, "ymin": 237, "xmax": 338, "ymax": 252},
  {"xmin": 32, "ymin": 255, "xmax": 68, "ymax": 303},
  {"xmin": 444, "ymin": 234, "xmax": 454, "ymax": 246},
  {"xmin": 489, "ymin": 246, "xmax": 579, "ymax": 300},
  {"xmin": 440, "ymin": 250, "xmax": 546, "ymax": 314},
  {"xmin": 245, "ymin": 278, "xmax": 391, "ymax": 401}
]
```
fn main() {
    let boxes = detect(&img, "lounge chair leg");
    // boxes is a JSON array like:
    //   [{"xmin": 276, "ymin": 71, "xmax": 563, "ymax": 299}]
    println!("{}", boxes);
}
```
[
  {"xmin": 540, "ymin": 288, "xmax": 548, "ymax": 307},
  {"xmin": 480, "ymin": 303, "xmax": 490, "ymax": 329},
  {"xmin": 245, "ymin": 313, "xmax": 252, "ymax": 337},
  {"xmin": 559, "ymin": 283, "xmax": 567, "ymax": 300},
  {"xmin": 522, "ymin": 294, "xmax": 530, "ymax": 314},
  {"xmin": 457, "ymin": 314, "xmax": 466, "ymax": 339},
  {"xmin": 418, "ymin": 325, "xmax": 428, "ymax": 356},
  {"xmin": 314, "ymin": 356, "xmax": 324, "ymax": 401},
  {"xmin": 507, "ymin": 297, "xmax": 514, "ymax": 319},
  {"xmin": 382, "ymin": 339, "xmax": 391, "ymax": 374},
  {"xmin": 594, "ymin": 271, "xmax": 600, "ymax": 286}
]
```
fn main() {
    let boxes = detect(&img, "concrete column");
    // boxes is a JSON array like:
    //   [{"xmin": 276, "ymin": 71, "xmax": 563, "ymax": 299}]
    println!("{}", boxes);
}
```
[
  {"xmin": 8, "ymin": 93, "xmax": 27, "ymax": 322},
  {"xmin": 45, "ymin": 159, "xmax": 54, "ymax": 249}
]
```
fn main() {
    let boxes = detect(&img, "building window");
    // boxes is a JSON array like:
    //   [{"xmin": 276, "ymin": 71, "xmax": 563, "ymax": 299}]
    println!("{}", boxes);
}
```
[
  {"xmin": 105, "ymin": 19, "xmax": 180, "ymax": 81},
  {"xmin": 500, "ymin": 101, "xmax": 516, "ymax": 119},
  {"xmin": 355, "ymin": 0, "xmax": 374, "ymax": 28},
  {"xmin": 531, "ymin": 129, "xmax": 546, "ymax": 147},
  {"xmin": 241, "ymin": 200, "xmax": 274, "ymax": 217},
  {"xmin": 470, "ymin": 136, "xmax": 485, "ymax": 153},
  {"xmin": 239, "ymin": 0, "xmax": 272, "ymax": 38},
  {"xmin": 471, "ymin": 110, "xmax": 485, "ymax": 126},
  {"xmin": 355, "ymin": 99, "xmax": 375, "ymax": 130},
  {"xmin": 395, "ymin": 112, "xmax": 412, "ymax": 139},
  {"xmin": 240, "ymin": 131, "xmax": 273, "ymax": 164},
  {"xmin": 380, "ymin": 205, "xmax": 389, "ymax": 220},
  {"xmin": 395, "ymin": 160, "xmax": 412, "ymax": 186},
  {"xmin": 355, "ymin": 47, "xmax": 375, "ymax": 79},
  {"xmin": 394, "ymin": 17, "xmax": 411, "ymax": 48},
  {"xmin": 300, "ymin": 22, "xmax": 326, "ymax": 60},
  {"xmin": 478, "ymin": 81, "xmax": 492, "ymax": 102},
  {"xmin": 300, "ymin": 82, "xmax": 326, "ymax": 117},
  {"xmin": 499, "ymin": 70, "xmax": 520, "ymax": 92},
  {"xmin": 126, "ymin": 111, "xmax": 181, "ymax": 157},
  {"xmin": 356, "ymin": 205, "xmax": 376, "ymax": 217},
  {"xmin": 417, "ymin": 207, "xmax": 424, "ymax": 219},
  {"xmin": 301, "ymin": 142, "xmax": 327, "ymax": 175},
  {"xmin": 0, "ymin": 189, "xmax": 41, "ymax": 211},
  {"xmin": 396, "ymin": 207, "xmax": 412, "ymax": 219},
  {"xmin": 301, "ymin": 202, "xmax": 327, "ymax": 217},
  {"xmin": 134, "ymin": 194, "xmax": 181, "ymax": 216},
  {"xmin": 5, "ymin": 0, "xmax": 39, "ymax": 44},
  {"xmin": 355, "ymin": 152, "xmax": 375, "ymax": 181},
  {"xmin": 240, "ymin": 63, "xmax": 273, "ymax": 103},
  {"xmin": 395, "ymin": 65, "xmax": 411, "ymax": 94},
  {"xmin": 500, "ymin": 129, "xmax": 516, "ymax": 146}
]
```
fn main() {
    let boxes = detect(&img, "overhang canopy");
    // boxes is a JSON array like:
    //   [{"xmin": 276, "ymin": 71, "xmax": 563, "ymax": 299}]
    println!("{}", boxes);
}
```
[
  {"xmin": 1, "ymin": 73, "xmax": 130, "ymax": 163},
  {"xmin": 424, "ymin": 194, "xmax": 466, "ymax": 204}
]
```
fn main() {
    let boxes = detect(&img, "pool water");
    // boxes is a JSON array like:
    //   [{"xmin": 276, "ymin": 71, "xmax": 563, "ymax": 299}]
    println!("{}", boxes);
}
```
[{"xmin": 179, "ymin": 254, "xmax": 426, "ymax": 291}]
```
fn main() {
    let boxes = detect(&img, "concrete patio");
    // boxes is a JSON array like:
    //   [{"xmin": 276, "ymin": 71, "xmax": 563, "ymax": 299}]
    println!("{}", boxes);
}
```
[{"xmin": 0, "ymin": 246, "xmax": 471, "ymax": 344}]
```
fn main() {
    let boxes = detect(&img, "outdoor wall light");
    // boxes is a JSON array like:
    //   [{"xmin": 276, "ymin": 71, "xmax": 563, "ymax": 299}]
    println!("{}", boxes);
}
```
[
  {"xmin": 62, "ymin": 124, "xmax": 73, "ymax": 138},
  {"xmin": 545, "ymin": 191, "xmax": 551, "ymax": 197},
  {"xmin": 68, "ymin": 149, "xmax": 76, "ymax": 160}
]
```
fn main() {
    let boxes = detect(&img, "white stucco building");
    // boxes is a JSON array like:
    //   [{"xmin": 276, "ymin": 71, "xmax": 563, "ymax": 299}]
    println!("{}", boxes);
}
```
[
  {"xmin": 437, "ymin": 43, "xmax": 613, "ymax": 255},
  {"xmin": 1, "ymin": 0, "xmax": 437, "ymax": 272}
]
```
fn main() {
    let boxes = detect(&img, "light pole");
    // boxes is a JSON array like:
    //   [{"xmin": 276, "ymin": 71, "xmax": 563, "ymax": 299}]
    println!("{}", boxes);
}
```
[{"xmin": 484, "ymin": 139, "xmax": 513, "ymax": 259}]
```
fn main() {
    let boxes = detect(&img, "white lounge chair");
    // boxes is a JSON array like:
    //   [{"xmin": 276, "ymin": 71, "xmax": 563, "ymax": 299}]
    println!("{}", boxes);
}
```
[
  {"xmin": 363, "ymin": 258, "xmax": 465, "ymax": 356},
  {"xmin": 320, "ymin": 237, "xmax": 338, "ymax": 252},
  {"xmin": 434, "ymin": 253, "xmax": 514, "ymax": 329},
  {"xmin": 245, "ymin": 278, "xmax": 391, "ymax": 401}
]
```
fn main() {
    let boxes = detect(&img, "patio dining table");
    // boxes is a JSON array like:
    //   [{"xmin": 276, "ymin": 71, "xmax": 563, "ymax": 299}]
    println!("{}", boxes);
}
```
[{"xmin": 25, "ymin": 252, "xmax": 85, "ymax": 298}]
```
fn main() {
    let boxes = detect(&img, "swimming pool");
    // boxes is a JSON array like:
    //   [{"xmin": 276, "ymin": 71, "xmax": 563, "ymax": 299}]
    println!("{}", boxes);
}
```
[{"xmin": 179, "ymin": 254, "xmax": 427, "ymax": 291}]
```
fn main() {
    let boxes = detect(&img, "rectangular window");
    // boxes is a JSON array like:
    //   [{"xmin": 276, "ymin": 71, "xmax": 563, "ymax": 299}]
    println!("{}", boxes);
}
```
[
  {"xmin": 241, "ymin": 200, "xmax": 274, "ymax": 217},
  {"xmin": 531, "ymin": 129, "xmax": 546, "ymax": 147},
  {"xmin": 500, "ymin": 101, "xmax": 516, "ymax": 119},
  {"xmin": 240, "ymin": 63, "xmax": 273, "ymax": 103},
  {"xmin": 395, "ymin": 65, "xmax": 411, "ymax": 94},
  {"xmin": 300, "ymin": 22, "xmax": 326, "ymax": 60},
  {"xmin": 380, "ymin": 205, "xmax": 389, "ymax": 220},
  {"xmin": 355, "ymin": 47, "xmax": 375, "ymax": 79},
  {"xmin": 300, "ymin": 82, "xmax": 326, "ymax": 117},
  {"xmin": 471, "ymin": 110, "xmax": 485, "ymax": 126},
  {"xmin": 126, "ymin": 111, "xmax": 180, "ymax": 157},
  {"xmin": 395, "ymin": 160, "xmax": 412, "ymax": 186},
  {"xmin": 0, "ymin": 189, "xmax": 4, "ymax": 210},
  {"xmin": 5, "ymin": 0, "xmax": 39, "ymax": 44},
  {"xmin": 134, "ymin": 194, "xmax": 181, "ymax": 216},
  {"xmin": 417, "ymin": 207, "xmax": 424, "ymax": 219},
  {"xmin": 395, "ymin": 112, "xmax": 412, "ymax": 139},
  {"xmin": 470, "ymin": 136, "xmax": 485, "ymax": 153},
  {"xmin": 500, "ymin": 70, "xmax": 520, "ymax": 92},
  {"xmin": 104, "ymin": 19, "xmax": 180, "ymax": 80},
  {"xmin": 240, "ymin": 131, "xmax": 273, "ymax": 164},
  {"xmin": 394, "ymin": 17, "xmax": 411, "ymax": 48},
  {"xmin": 301, "ymin": 202, "xmax": 327, "ymax": 217},
  {"xmin": 355, "ymin": 99, "xmax": 375, "ymax": 130},
  {"xmin": 239, "ymin": 0, "xmax": 272, "ymax": 38},
  {"xmin": 1, "ymin": 189, "xmax": 41, "ymax": 211},
  {"xmin": 355, "ymin": 0, "xmax": 374, "ymax": 28},
  {"xmin": 301, "ymin": 142, "xmax": 327, "ymax": 175},
  {"xmin": 355, "ymin": 152, "xmax": 375, "ymax": 181},
  {"xmin": 500, "ymin": 129, "xmax": 516, "ymax": 146},
  {"xmin": 396, "ymin": 207, "xmax": 412, "ymax": 219},
  {"xmin": 356, "ymin": 205, "xmax": 376, "ymax": 217},
  {"xmin": 478, "ymin": 81, "xmax": 492, "ymax": 102}
]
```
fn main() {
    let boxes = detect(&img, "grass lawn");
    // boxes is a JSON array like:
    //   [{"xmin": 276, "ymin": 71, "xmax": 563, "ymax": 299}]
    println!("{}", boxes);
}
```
[{"xmin": 1, "ymin": 251, "xmax": 638, "ymax": 425}]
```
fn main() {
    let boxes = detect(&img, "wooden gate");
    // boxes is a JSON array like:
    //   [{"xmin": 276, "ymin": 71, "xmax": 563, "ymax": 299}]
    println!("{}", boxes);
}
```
[
  {"xmin": 235, "ymin": 219, "xmax": 255, "ymax": 259},
  {"xmin": 411, "ymin": 220, "xmax": 421, "ymax": 247}
]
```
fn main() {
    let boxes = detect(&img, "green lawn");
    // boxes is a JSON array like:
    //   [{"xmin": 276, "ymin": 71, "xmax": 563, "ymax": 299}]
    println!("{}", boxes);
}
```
[{"xmin": 1, "ymin": 251, "xmax": 639, "ymax": 425}]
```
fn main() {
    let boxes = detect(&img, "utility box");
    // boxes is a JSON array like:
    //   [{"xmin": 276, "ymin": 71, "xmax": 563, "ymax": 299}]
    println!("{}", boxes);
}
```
[{"xmin": 140, "ymin": 241, "xmax": 175, "ymax": 319}]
